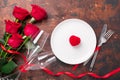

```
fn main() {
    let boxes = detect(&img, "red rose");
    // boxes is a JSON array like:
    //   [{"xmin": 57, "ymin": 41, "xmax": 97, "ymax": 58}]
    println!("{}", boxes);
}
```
[
  {"xmin": 5, "ymin": 20, "xmax": 21, "ymax": 34},
  {"xmin": 31, "ymin": 4, "xmax": 47, "ymax": 21},
  {"xmin": 24, "ymin": 23, "xmax": 40, "ymax": 38},
  {"xmin": 8, "ymin": 34, "xmax": 23, "ymax": 48},
  {"xmin": 13, "ymin": 6, "xmax": 29, "ymax": 20}
]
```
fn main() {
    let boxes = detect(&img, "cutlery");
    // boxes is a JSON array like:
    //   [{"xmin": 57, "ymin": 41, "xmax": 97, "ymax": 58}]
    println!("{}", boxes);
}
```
[
  {"xmin": 83, "ymin": 24, "xmax": 107, "ymax": 66},
  {"xmin": 89, "ymin": 29, "xmax": 114, "ymax": 71}
]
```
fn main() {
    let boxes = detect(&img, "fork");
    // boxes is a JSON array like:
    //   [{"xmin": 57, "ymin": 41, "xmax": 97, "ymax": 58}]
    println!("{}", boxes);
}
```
[{"xmin": 89, "ymin": 29, "xmax": 114, "ymax": 71}]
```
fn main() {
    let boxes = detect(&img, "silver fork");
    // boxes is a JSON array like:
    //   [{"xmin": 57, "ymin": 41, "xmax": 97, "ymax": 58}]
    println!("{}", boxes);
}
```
[{"xmin": 89, "ymin": 29, "xmax": 114, "ymax": 71}]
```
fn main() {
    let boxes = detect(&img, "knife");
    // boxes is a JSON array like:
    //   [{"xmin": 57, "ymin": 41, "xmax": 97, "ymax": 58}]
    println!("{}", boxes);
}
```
[
  {"xmin": 83, "ymin": 24, "xmax": 107, "ymax": 66},
  {"xmin": 98, "ymin": 24, "xmax": 107, "ymax": 43}
]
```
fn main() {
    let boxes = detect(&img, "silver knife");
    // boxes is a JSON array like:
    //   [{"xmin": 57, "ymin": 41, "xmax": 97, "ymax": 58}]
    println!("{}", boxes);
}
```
[
  {"xmin": 83, "ymin": 24, "xmax": 107, "ymax": 66},
  {"xmin": 98, "ymin": 24, "xmax": 107, "ymax": 43}
]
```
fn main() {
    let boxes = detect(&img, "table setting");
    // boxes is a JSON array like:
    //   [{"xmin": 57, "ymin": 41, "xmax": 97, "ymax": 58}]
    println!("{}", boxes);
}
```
[{"xmin": 0, "ymin": 0, "xmax": 120, "ymax": 80}]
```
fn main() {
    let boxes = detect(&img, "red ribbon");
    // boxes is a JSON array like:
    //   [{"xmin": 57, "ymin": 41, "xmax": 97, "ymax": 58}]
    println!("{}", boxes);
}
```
[
  {"xmin": 42, "ymin": 67, "xmax": 120, "ymax": 79},
  {"xmin": 0, "ymin": 43, "xmax": 27, "ymax": 65},
  {"xmin": 19, "ymin": 62, "xmax": 35, "ymax": 72},
  {"xmin": 0, "ymin": 44, "xmax": 19, "ymax": 54},
  {"xmin": 1, "ymin": 43, "xmax": 120, "ymax": 79},
  {"xmin": 0, "ymin": 43, "xmax": 31, "ymax": 72},
  {"xmin": 72, "ymin": 64, "xmax": 79, "ymax": 70},
  {"xmin": 95, "ymin": 46, "xmax": 100, "ymax": 51},
  {"xmin": 19, "ymin": 63, "xmax": 120, "ymax": 79}
]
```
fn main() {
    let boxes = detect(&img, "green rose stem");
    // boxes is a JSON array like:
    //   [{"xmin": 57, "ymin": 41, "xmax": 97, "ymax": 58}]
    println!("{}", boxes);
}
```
[
  {"xmin": 0, "ymin": 33, "xmax": 11, "ymax": 57},
  {"xmin": 17, "ymin": 36, "xmax": 30, "ymax": 51},
  {"xmin": 3, "ymin": 46, "xmax": 12, "ymax": 58},
  {"xmin": 4, "ymin": 33, "xmax": 11, "ymax": 47}
]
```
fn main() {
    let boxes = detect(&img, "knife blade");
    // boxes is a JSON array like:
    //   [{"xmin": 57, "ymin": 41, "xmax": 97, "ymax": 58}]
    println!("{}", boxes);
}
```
[
  {"xmin": 83, "ymin": 24, "xmax": 107, "ymax": 66},
  {"xmin": 98, "ymin": 24, "xmax": 107, "ymax": 43}
]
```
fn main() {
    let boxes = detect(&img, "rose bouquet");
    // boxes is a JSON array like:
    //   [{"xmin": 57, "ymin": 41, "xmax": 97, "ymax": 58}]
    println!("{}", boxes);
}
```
[{"xmin": 0, "ymin": 4, "xmax": 48, "ymax": 79}]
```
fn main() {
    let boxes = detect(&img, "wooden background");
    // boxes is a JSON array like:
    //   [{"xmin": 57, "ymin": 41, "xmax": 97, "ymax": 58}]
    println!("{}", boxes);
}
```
[{"xmin": 0, "ymin": 0, "xmax": 120, "ymax": 80}]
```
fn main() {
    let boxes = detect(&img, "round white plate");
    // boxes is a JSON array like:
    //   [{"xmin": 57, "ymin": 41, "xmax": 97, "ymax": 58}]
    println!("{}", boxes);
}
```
[{"xmin": 50, "ymin": 19, "xmax": 96, "ymax": 65}]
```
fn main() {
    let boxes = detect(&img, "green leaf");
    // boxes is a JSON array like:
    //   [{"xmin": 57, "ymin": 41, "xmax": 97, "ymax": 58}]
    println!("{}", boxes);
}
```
[
  {"xmin": 0, "ymin": 58, "xmax": 7, "ymax": 69},
  {"xmin": 1, "ymin": 60, "xmax": 17, "ymax": 74}
]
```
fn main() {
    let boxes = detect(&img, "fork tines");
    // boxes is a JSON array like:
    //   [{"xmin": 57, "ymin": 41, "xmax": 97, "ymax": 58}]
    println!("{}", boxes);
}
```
[{"xmin": 104, "ymin": 30, "xmax": 114, "ymax": 40}]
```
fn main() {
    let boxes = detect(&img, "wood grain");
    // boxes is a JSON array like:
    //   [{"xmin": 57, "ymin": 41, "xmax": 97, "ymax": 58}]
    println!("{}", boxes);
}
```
[{"xmin": 0, "ymin": 0, "xmax": 120, "ymax": 80}]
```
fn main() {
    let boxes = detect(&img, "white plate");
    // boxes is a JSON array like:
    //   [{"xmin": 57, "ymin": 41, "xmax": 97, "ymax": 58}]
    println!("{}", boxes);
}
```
[{"xmin": 50, "ymin": 19, "xmax": 96, "ymax": 65}]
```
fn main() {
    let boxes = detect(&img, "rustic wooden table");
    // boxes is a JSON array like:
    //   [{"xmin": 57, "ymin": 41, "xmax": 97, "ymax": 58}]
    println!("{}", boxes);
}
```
[{"xmin": 0, "ymin": 0, "xmax": 120, "ymax": 80}]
